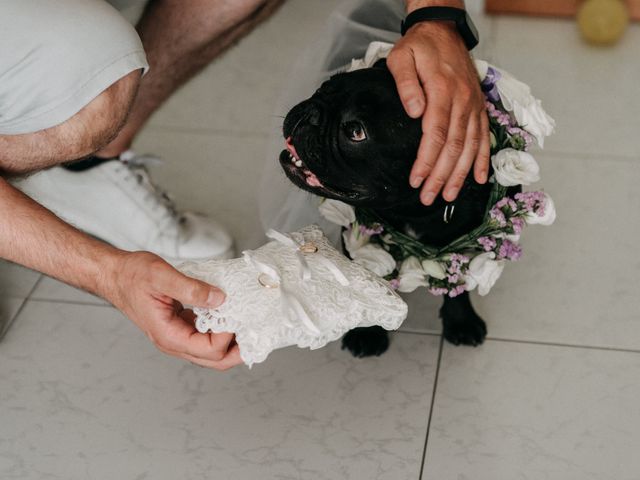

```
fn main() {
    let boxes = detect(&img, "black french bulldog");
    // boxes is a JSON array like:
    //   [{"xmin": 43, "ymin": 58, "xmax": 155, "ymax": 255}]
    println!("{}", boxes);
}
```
[{"xmin": 279, "ymin": 60, "xmax": 493, "ymax": 358}]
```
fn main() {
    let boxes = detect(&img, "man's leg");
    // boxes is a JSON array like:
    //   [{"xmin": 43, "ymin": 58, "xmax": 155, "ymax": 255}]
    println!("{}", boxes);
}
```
[
  {"xmin": 0, "ymin": 71, "xmax": 140, "ymax": 176},
  {"xmin": 98, "ymin": 0, "xmax": 285, "ymax": 157},
  {"xmin": 6, "ymin": 0, "xmax": 284, "ymax": 263}
]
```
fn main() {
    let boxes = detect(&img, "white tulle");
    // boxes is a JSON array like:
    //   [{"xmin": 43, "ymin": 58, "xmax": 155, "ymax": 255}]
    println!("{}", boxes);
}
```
[
  {"xmin": 179, "ymin": 226, "xmax": 408, "ymax": 367},
  {"xmin": 259, "ymin": 0, "xmax": 404, "ymax": 245}
]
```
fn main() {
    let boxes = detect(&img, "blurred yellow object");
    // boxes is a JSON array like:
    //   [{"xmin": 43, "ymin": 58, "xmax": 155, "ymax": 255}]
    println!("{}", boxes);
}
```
[{"xmin": 578, "ymin": 0, "xmax": 629, "ymax": 45}]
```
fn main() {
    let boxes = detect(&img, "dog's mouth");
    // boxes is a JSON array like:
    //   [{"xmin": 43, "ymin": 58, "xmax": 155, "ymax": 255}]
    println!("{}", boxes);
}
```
[
  {"xmin": 279, "ymin": 137, "xmax": 363, "ymax": 202},
  {"xmin": 281, "ymin": 137, "xmax": 324, "ymax": 189}
]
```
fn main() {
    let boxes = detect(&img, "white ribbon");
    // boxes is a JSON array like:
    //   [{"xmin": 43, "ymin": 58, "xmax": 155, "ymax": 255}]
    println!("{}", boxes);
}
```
[
  {"xmin": 243, "ymin": 251, "xmax": 320, "ymax": 335},
  {"xmin": 265, "ymin": 229, "xmax": 350, "ymax": 286},
  {"xmin": 240, "ymin": 230, "xmax": 352, "ymax": 336},
  {"xmin": 266, "ymin": 229, "xmax": 311, "ymax": 281}
]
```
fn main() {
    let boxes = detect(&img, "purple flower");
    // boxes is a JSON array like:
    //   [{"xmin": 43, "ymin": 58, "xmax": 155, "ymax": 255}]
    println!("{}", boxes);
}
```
[
  {"xmin": 389, "ymin": 278, "xmax": 400, "ymax": 290},
  {"xmin": 359, "ymin": 223, "xmax": 384, "ymax": 236},
  {"xmin": 448, "ymin": 285, "xmax": 466, "ymax": 298},
  {"xmin": 481, "ymin": 67, "xmax": 502, "ymax": 103},
  {"xmin": 450, "ymin": 253, "xmax": 470, "ymax": 264},
  {"xmin": 428, "ymin": 287, "xmax": 449, "ymax": 296},
  {"xmin": 495, "ymin": 197, "xmax": 518, "ymax": 212},
  {"xmin": 507, "ymin": 126, "xmax": 534, "ymax": 150},
  {"xmin": 515, "ymin": 191, "xmax": 546, "ymax": 215},
  {"xmin": 490, "ymin": 207, "xmax": 507, "ymax": 227},
  {"xmin": 497, "ymin": 239, "xmax": 523, "ymax": 261},
  {"xmin": 511, "ymin": 217, "xmax": 525, "ymax": 234},
  {"xmin": 478, "ymin": 236, "xmax": 497, "ymax": 252}
]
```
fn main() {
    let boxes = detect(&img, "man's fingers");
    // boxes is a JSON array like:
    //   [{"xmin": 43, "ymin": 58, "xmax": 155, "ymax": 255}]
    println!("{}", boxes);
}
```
[
  {"xmin": 410, "ymin": 95, "xmax": 452, "ymax": 190},
  {"xmin": 152, "ymin": 260, "xmax": 225, "ymax": 308},
  {"xmin": 175, "ymin": 310, "xmax": 235, "ymax": 360},
  {"xmin": 474, "ymin": 112, "xmax": 491, "ymax": 184},
  {"xmin": 419, "ymin": 101, "xmax": 470, "ymax": 204},
  {"xmin": 180, "ymin": 344, "xmax": 243, "ymax": 371},
  {"xmin": 387, "ymin": 49, "xmax": 425, "ymax": 118},
  {"xmin": 443, "ymin": 115, "xmax": 481, "ymax": 201},
  {"xmin": 150, "ymin": 307, "xmax": 236, "ymax": 362}
]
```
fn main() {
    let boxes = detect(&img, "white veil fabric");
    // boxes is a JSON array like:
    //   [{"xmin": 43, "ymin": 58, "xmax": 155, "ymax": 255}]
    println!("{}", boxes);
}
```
[{"xmin": 259, "ymin": 0, "xmax": 404, "ymax": 246}]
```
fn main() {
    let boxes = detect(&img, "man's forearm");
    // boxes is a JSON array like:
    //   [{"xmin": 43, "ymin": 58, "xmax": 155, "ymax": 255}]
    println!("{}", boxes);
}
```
[
  {"xmin": 0, "ymin": 178, "xmax": 120, "ymax": 297},
  {"xmin": 406, "ymin": 0, "xmax": 465, "ymax": 13}
]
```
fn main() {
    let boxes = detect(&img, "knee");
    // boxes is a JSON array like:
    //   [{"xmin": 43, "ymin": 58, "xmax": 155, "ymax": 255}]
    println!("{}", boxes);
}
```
[
  {"xmin": 0, "ymin": 70, "xmax": 141, "ymax": 176},
  {"xmin": 69, "ymin": 69, "xmax": 141, "ymax": 156}
]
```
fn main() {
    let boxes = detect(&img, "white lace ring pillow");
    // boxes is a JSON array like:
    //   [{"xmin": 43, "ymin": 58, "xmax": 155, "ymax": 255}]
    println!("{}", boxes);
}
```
[{"xmin": 178, "ymin": 225, "xmax": 408, "ymax": 367}]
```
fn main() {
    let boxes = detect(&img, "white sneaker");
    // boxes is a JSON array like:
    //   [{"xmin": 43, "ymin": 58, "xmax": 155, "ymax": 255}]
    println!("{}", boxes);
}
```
[{"xmin": 12, "ymin": 150, "xmax": 235, "ymax": 263}]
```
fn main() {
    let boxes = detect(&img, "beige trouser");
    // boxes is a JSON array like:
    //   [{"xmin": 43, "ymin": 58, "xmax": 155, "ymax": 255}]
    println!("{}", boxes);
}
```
[{"xmin": 0, "ymin": 0, "xmax": 148, "ymax": 135}]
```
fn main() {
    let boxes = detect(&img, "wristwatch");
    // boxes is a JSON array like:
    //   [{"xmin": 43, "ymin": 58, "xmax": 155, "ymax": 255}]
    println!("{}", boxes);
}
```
[{"xmin": 401, "ymin": 6, "xmax": 479, "ymax": 51}]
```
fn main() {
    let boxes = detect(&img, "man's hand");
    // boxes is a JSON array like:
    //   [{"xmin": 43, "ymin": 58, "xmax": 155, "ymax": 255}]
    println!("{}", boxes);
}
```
[
  {"xmin": 103, "ymin": 252, "xmax": 243, "ymax": 371},
  {"xmin": 388, "ymin": 10, "xmax": 490, "ymax": 205}
]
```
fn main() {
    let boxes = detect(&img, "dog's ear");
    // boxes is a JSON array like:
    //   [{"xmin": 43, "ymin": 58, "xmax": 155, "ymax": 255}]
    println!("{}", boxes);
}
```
[{"xmin": 372, "ymin": 58, "xmax": 388, "ymax": 70}]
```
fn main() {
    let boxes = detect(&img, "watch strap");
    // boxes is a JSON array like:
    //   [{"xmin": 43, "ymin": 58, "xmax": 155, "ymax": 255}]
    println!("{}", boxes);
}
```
[{"xmin": 401, "ymin": 6, "xmax": 479, "ymax": 50}]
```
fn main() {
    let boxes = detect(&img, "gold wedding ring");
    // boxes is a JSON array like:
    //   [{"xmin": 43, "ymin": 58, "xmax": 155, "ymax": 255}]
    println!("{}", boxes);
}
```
[
  {"xmin": 299, "ymin": 242, "xmax": 318, "ymax": 253},
  {"xmin": 258, "ymin": 273, "xmax": 280, "ymax": 289}
]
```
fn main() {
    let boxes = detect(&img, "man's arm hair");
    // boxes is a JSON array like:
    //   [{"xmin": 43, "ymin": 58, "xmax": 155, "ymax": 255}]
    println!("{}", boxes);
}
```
[{"xmin": 0, "ymin": 177, "xmax": 120, "ymax": 298}]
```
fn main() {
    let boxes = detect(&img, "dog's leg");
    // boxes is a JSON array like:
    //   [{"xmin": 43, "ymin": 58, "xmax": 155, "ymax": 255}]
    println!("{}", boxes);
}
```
[
  {"xmin": 440, "ymin": 291, "xmax": 487, "ymax": 346},
  {"xmin": 342, "ymin": 326, "xmax": 390, "ymax": 358}
]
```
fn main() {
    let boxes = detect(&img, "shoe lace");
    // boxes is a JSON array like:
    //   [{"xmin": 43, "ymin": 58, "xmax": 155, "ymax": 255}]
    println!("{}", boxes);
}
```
[{"xmin": 117, "ymin": 150, "xmax": 183, "ymax": 228}]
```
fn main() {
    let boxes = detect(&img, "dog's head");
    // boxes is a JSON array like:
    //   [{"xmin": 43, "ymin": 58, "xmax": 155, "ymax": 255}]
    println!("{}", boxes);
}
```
[{"xmin": 279, "ymin": 60, "xmax": 423, "ymax": 207}]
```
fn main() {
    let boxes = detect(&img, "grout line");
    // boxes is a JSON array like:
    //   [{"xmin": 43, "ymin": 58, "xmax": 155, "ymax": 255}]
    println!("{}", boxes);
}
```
[
  {"xmin": 484, "ymin": 336, "xmax": 640, "ymax": 355},
  {"xmin": 0, "ymin": 275, "xmax": 43, "ymax": 341},
  {"xmin": 394, "ymin": 330, "xmax": 640, "ymax": 356},
  {"xmin": 418, "ymin": 336, "xmax": 444, "ymax": 480},
  {"xmin": 397, "ymin": 329, "xmax": 441, "ymax": 337}
]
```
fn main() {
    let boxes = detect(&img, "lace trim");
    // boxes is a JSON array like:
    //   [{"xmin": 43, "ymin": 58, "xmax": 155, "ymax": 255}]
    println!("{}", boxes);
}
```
[{"xmin": 179, "ymin": 226, "xmax": 407, "ymax": 366}]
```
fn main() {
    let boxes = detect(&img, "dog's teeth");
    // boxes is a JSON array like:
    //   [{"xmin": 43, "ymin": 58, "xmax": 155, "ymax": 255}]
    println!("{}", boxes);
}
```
[{"xmin": 295, "ymin": 160, "xmax": 303, "ymax": 167}]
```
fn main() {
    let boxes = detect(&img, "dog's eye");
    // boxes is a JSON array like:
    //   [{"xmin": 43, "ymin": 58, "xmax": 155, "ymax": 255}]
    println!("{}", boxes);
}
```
[{"xmin": 343, "ymin": 122, "xmax": 367, "ymax": 142}]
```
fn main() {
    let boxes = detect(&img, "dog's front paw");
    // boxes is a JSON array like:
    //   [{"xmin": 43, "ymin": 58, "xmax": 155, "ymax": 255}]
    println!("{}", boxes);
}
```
[
  {"xmin": 442, "ymin": 315, "xmax": 487, "ymax": 346},
  {"xmin": 342, "ymin": 326, "xmax": 390, "ymax": 358}
]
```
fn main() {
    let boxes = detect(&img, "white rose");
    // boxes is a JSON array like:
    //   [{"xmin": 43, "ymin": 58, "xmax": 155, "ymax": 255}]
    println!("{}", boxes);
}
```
[
  {"xmin": 474, "ymin": 59, "xmax": 489, "ymax": 80},
  {"xmin": 525, "ymin": 192, "xmax": 556, "ymax": 226},
  {"xmin": 396, "ymin": 257, "xmax": 428, "ymax": 293},
  {"xmin": 491, "ymin": 148, "xmax": 540, "ymax": 186},
  {"xmin": 496, "ymin": 232, "xmax": 521, "ymax": 242},
  {"xmin": 512, "ymin": 99, "xmax": 556, "ymax": 148},
  {"xmin": 348, "ymin": 41, "xmax": 394, "ymax": 72},
  {"xmin": 493, "ymin": 67, "xmax": 555, "ymax": 147},
  {"xmin": 342, "ymin": 227, "xmax": 369, "ymax": 257},
  {"xmin": 464, "ymin": 252, "xmax": 505, "ymax": 296},
  {"xmin": 319, "ymin": 199, "xmax": 356, "ymax": 227},
  {"xmin": 421, "ymin": 259, "xmax": 447, "ymax": 280},
  {"xmin": 351, "ymin": 244, "xmax": 396, "ymax": 277}
]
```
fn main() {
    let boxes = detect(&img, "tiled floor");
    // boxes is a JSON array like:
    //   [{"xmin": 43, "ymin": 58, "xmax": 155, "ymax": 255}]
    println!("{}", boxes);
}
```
[{"xmin": 2, "ymin": 1, "xmax": 640, "ymax": 479}]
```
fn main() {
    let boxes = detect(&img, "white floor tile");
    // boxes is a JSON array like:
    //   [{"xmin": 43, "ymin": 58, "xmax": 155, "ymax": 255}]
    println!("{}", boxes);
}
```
[
  {"xmin": 399, "ymin": 290, "xmax": 443, "ymax": 334},
  {"xmin": 0, "ymin": 260, "xmax": 40, "ymax": 299},
  {"xmin": 133, "ymin": 130, "xmax": 271, "ymax": 252},
  {"xmin": 491, "ymin": 17, "xmax": 640, "ymax": 158},
  {"xmin": 147, "ymin": 0, "xmax": 344, "ymax": 136},
  {"xmin": 0, "ymin": 298, "xmax": 24, "ymax": 340},
  {"xmin": 473, "ymin": 151, "xmax": 640, "ymax": 350},
  {"xmin": 423, "ymin": 340, "xmax": 640, "ymax": 480},
  {"xmin": 0, "ymin": 301, "xmax": 439, "ymax": 480}
]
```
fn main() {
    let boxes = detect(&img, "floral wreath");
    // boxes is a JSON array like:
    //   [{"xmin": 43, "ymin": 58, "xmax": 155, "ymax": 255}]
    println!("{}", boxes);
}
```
[{"xmin": 318, "ymin": 43, "xmax": 556, "ymax": 298}]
